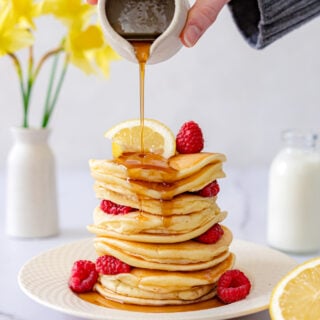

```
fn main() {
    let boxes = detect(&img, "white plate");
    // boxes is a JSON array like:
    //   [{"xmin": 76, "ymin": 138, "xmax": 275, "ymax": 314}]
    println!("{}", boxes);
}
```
[{"xmin": 18, "ymin": 238, "xmax": 296, "ymax": 320}]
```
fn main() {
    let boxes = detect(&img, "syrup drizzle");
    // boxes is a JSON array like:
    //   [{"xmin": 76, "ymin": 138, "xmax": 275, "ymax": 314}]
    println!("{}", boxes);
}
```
[{"xmin": 131, "ymin": 41, "xmax": 151, "ymax": 153}]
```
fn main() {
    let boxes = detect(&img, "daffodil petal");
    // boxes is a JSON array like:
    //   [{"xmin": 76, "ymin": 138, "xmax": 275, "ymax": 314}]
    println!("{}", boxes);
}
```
[
  {"xmin": 5, "ymin": 29, "xmax": 34, "ymax": 53},
  {"xmin": 93, "ymin": 45, "xmax": 121, "ymax": 78},
  {"xmin": 0, "ymin": 3, "xmax": 34, "ymax": 56},
  {"xmin": 41, "ymin": 0, "xmax": 94, "ymax": 27},
  {"xmin": 10, "ymin": 0, "xmax": 40, "ymax": 29}
]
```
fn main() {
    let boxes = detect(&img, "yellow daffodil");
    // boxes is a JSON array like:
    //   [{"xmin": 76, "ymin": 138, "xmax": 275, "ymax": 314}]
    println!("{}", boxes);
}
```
[
  {"xmin": 0, "ymin": 0, "xmax": 120, "ymax": 128},
  {"xmin": 93, "ymin": 44, "xmax": 121, "ymax": 78},
  {"xmin": 9, "ymin": 0, "xmax": 42, "ymax": 29},
  {"xmin": 0, "ymin": 4, "xmax": 34, "ymax": 56},
  {"xmin": 41, "ymin": 0, "xmax": 93, "ymax": 28},
  {"xmin": 65, "ymin": 24, "xmax": 105, "ymax": 74}
]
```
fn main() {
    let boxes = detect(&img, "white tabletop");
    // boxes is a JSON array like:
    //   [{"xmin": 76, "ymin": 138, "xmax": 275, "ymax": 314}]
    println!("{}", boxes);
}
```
[{"xmin": 0, "ymin": 167, "xmax": 317, "ymax": 320}]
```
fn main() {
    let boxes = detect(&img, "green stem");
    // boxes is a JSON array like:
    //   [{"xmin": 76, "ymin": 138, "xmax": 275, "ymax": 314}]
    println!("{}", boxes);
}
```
[
  {"xmin": 42, "ymin": 51, "xmax": 60, "ymax": 126},
  {"xmin": 24, "ymin": 46, "xmax": 35, "ymax": 128},
  {"xmin": 8, "ymin": 53, "xmax": 29, "ymax": 128},
  {"xmin": 33, "ymin": 47, "xmax": 63, "ymax": 80},
  {"xmin": 41, "ymin": 54, "xmax": 69, "ymax": 128}
]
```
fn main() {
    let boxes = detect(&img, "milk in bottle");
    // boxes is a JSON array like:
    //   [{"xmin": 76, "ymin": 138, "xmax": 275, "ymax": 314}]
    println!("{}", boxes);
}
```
[{"xmin": 268, "ymin": 130, "xmax": 320, "ymax": 253}]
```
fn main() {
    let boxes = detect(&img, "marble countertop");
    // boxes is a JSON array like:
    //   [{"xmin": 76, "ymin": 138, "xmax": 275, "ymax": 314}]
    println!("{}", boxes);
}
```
[{"xmin": 0, "ymin": 167, "xmax": 318, "ymax": 320}]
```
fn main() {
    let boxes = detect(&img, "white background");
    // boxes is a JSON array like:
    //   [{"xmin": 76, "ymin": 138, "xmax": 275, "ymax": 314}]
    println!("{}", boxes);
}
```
[{"xmin": 0, "ymin": 5, "xmax": 319, "ymax": 170}]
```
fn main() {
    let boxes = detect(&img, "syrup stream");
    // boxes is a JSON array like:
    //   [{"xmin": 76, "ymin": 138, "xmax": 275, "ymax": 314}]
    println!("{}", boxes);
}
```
[{"xmin": 131, "ymin": 41, "xmax": 151, "ymax": 153}]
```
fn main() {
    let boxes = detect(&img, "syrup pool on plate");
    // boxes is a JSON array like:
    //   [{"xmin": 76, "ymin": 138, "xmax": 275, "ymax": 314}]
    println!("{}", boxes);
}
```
[{"xmin": 78, "ymin": 292, "xmax": 224, "ymax": 313}]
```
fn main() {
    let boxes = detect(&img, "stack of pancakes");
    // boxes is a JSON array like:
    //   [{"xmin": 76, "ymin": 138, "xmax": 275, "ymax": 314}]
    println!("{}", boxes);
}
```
[{"xmin": 88, "ymin": 152, "xmax": 235, "ymax": 306}]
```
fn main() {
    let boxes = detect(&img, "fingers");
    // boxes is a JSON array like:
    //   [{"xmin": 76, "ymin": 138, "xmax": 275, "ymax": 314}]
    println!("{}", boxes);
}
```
[
  {"xmin": 181, "ymin": 0, "xmax": 228, "ymax": 47},
  {"xmin": 87, "ymin": 0, "xmax": 98, "ymax": 4}
]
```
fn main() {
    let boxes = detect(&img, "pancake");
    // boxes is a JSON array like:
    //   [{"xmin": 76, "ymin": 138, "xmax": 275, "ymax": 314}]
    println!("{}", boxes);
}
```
[
  {"xmin": 90, "ymin": 203, "xmax": 222, "ymax": 235},
  {"xmin": 87, "ymin": 211, "xmax": 227, "ymax": 243},
  {"xmin": 95, "ymin": 283, "xmax": 217, "ymax": 306},
  {"xmin": 94, "ymin": 253, "xmax": 235, "ymax": 306},
  {"xmin": 89, "ymin": 152, "xmax": 226, "ymax": 183},
  {"xmin": 87, "ymin": 147, "xmax": 234, "ymax": 307},
  {"xmin": 93, "ymin": 187, "xmax": 217, "ymax": 215},
  {"xmin": 91, "ymin": 162, "xmax": 225, "ymax": 200},
  {"xmin": 93, "ymin": 226, "xmax": 232, "ymax": 271}
]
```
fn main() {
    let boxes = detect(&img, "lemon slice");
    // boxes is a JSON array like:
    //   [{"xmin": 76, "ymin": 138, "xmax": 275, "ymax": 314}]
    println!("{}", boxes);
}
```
[
  {"xmin": 270, "ymin": 257, "xmax": 320, "ymax": 320},
  {"xmin": 105, "ymin": 119, "xmax": 176, "ymax": 159}
]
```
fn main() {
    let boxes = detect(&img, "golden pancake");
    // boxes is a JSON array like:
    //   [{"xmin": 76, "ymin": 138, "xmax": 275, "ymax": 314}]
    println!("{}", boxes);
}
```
[
  {"xmin": 94, "ymin": 253, "xmax": 235, "ymax": 306},
  {"xmin": 93, "ymin": 226, "xmax": 232, "ymax": 271},
  {"xmin": 91, "ymin": 162, "xmax": 225, "ymax": 200},
  {"xmin": 91, "ymin": 203, "xmax": 222, "ymax": 235},
  {"xmin": 93, "ymin": 187, "xmax": 217, "ymax": 215},
  {"xmin": 89, "ymin": 152, "xmax": 226, "ymax": 183},
  {"xmin": 95, "ymin": 283, "xmax": 217, "ymax": 305},
  {"xmin": 87, "ymin": 211, "xmax": 227, "ymax": 243}
]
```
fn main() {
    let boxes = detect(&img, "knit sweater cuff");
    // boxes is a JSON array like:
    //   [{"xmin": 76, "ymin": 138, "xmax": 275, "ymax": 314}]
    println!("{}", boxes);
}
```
[{"xmin": 228, "ymin": 0, "xmax": 320, "ymax": 49}]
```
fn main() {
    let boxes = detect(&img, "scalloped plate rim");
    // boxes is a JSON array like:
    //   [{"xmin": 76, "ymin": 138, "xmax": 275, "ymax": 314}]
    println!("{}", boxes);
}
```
[{"xmin": 18, "ymin": 238, "xmax": 297, "ymax": 320}]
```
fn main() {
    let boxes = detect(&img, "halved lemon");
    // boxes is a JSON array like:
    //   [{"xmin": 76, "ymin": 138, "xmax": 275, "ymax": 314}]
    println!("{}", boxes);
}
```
[
  {"xmin": 105, "ymin": 119, "xmax": 176, "ymax": 159},
  {"xmin": 270, "ymin": 257, "xmax": 320, "ymax": 320}
]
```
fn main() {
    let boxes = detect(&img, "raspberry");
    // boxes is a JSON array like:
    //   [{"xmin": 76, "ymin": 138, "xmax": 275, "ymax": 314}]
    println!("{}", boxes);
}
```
[
  {"xmin": 197, "ymin": 180, "xmax": 220, "ymax": 197},
  {"xmin": 195, "ymin": 223, "xmax": 224, "ymax": 244},
  {"xmin": 217, "ymin": 269, "xmax": 251, "ymax": 304},
  {"xmin": 176, "ymin": 121, "xmax": 204, "ymax": 154},
  {"xmin": 100, "ymin": 200, "xmax": 133, "ymax": 215},
  {"xmin": 96, "ymin": 255, "xmax": 131, "ymax": 275},
  {"xmin": 68, "ymin": 260, "xmax": 98, "ymax": 293}
]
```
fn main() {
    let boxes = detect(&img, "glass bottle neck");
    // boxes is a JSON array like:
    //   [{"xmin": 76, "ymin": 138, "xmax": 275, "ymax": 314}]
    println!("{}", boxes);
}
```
[{"xmin": 282, "ymin": 130, "xmax": 319, "ymax": 150}]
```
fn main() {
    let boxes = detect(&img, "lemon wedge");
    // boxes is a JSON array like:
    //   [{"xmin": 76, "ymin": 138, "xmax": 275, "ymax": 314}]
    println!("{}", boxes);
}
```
[
  {"xmin": 105, "ymin": 119, "xmax": 176, "ymax": 159},
  {"xmin": 270, "ymin": 257, "xmax": 320, "ymax": 320}
]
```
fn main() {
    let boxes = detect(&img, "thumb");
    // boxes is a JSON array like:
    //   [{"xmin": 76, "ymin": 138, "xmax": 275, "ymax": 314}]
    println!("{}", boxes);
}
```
[{"xmin": 181, "ymin": 0, "xmax": 228, "ymax": 47}]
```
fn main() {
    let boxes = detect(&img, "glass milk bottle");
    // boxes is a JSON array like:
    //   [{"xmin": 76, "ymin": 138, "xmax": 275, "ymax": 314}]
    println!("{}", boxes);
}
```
[{"xmin": 267, "ymin": 130, "xmax": 320, "ymax": 253}]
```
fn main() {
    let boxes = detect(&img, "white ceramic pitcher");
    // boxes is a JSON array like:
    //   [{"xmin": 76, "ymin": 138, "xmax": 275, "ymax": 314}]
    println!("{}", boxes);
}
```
[{"xmin": 98, "ymin": 0, "xmax": 190, "ymax": 64}]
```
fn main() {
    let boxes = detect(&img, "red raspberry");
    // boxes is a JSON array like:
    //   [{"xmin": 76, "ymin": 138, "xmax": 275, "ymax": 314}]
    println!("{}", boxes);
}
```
[
  {"xmin": 68, "ymin": 260, "xmax": 98, "ymax": 293},
  {"xmin": 217, "ymin": 269, "xmax": 251, "ymax": 304},
  {"xmin": 197, "ymin": 180, "xmax": 220, "ymax": 197},
  {"xmin": 176, "ymin": 121, "xmax": 204, "ymax": 154},
  {"xmin": 195, "ymin": 223, "xmax": 224, "ymax": 244},
  {"xmin": 96, "ymin": 255, "xmax": 131, "ymax": 275},
  {"xmin": 100, "ymin": 200, "xmax": 133, "ymax": 215}
]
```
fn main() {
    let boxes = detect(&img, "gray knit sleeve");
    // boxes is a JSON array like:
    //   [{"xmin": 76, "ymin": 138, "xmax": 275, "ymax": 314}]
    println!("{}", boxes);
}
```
[{"xmin": 228, "ymin": 0, "xmax": 320, "ymax": 49}]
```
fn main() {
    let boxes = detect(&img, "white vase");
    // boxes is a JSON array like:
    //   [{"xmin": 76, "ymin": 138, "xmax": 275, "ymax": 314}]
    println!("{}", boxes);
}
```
[{"xmin": 6, "ymin": 127, "xmax": 59, "ymax": 238}]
